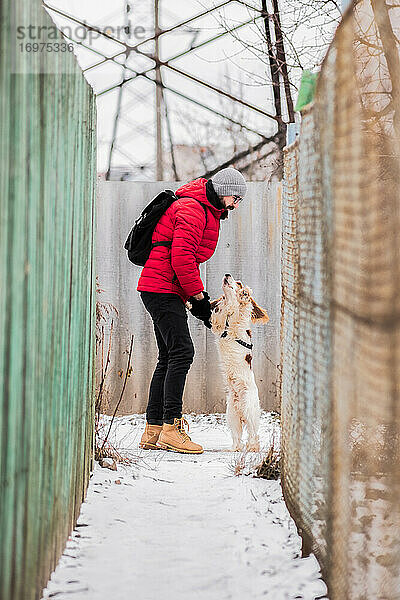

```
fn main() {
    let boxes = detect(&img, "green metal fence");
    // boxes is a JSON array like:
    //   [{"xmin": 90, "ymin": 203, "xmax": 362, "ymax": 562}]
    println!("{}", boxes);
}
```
[{"xmin": 0, "ymin": 2, "xmax": 97, "ymax": 599}]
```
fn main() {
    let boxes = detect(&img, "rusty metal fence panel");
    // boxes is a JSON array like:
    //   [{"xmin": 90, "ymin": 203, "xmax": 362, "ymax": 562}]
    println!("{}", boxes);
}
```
[
  {"xmin": 280, "ymin": 1, "xmax": 400, "ymax": 598},
  {"xmin": 0, "ymin": 2, "xmax": 97, "ymax": 599}
]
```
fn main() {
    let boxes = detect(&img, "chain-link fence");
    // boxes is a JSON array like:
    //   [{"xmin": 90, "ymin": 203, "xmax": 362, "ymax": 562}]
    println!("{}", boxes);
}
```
[{"xmin": 280, "ymin": 1, "xmax": 400, "ymax": 598}]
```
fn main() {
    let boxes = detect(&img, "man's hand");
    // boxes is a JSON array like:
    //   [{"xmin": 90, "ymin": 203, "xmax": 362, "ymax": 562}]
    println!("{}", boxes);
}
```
[
  {"xmin": 188, "ymin": 291, "xmax": 212, "ymax": 322},
  {"xmin": 201, "ymin": 318, "xmax": 212, "ymax": 329}
]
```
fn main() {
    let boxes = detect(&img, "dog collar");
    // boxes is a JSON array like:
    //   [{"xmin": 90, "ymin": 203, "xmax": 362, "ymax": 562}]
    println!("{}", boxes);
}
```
[
  {"xmin": 220, "ymin": 319, "xmax": 253, "ymax": 350},
  {"xmin": 236, "ymin": 338, "xmax": 253, "ymax": 350}
]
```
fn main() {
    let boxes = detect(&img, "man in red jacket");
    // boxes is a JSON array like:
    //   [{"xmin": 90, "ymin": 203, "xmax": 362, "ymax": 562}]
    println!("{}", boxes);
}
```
[{"xmin": 138, "ymin": 167, "xmax": 247, "ymax": 454}]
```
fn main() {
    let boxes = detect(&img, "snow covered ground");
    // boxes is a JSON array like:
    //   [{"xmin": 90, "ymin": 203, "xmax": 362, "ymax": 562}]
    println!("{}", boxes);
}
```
[{"xmin": 41, "ymin": 413, "xmax": 328, "ymax": 600}]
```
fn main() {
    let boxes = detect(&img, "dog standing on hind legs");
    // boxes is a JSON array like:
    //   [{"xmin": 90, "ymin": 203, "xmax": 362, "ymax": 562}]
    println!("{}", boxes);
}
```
[{"xmin": 210, "ymin": 274, "xmax": 269, "ymax": 452}]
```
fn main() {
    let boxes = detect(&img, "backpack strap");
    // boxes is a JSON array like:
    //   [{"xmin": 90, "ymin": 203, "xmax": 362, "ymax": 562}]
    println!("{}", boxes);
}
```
[{"xmin": 152, "ymin": 241, "xmax": 172, "ymax": 248}]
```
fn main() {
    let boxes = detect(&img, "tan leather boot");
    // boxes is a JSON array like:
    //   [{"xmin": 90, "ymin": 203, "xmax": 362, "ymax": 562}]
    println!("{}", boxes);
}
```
[
  {"xmin": 156, "ymin": 418, "xmax": 204, "ymax": 454},
  {"xmin": 139, "ymin": 423, "xmax": 162, "ymax": 450}
]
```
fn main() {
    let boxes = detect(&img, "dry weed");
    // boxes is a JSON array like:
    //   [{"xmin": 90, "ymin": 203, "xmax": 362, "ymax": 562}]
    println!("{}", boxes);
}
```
[
  {"xmin": 95, "ymin": 278, "xmax": 134, "ymax": 466},
  {"xmin": 254, "ymin": 440, "xmax": 281, "ymax": 480},
  {"xmin": 229, "ymin": 436, "xmax": 281, "ymax": 479}
]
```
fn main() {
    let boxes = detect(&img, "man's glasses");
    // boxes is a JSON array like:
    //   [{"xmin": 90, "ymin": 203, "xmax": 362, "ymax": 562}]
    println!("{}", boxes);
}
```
[{"xmin": 233, "ymin": 195, "xmax": 243, "ymax": 205}]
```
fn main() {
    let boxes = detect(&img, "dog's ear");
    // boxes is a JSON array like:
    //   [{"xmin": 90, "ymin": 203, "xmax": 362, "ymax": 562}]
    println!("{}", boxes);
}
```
[
  {"xmin": 250, "ymin": 298, "xmax": 269, "ymax": 323},
  {"xmin": 210, "ymin": 296, "xmax": 224, "ymax": 311}
]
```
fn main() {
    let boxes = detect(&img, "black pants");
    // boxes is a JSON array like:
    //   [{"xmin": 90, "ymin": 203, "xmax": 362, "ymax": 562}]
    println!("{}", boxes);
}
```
[{"xmin": 140, "ymin": 292, "xmax": 195, "ymax": 425}]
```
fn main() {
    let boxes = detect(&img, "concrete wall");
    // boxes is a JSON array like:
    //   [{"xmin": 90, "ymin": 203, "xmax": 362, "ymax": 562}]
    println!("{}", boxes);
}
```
[{"xmin": 96, "ymin": 181, "xmax": 281, "ymax": 415}]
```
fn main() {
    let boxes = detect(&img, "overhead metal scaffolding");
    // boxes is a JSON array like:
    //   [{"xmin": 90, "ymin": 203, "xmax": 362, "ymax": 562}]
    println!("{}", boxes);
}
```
[{"xmin": 43, "ymin": 0, "xmax": 292, "ymax": 180}]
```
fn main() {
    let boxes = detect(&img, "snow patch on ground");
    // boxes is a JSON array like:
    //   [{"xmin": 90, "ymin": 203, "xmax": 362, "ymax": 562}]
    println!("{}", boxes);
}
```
[{"xmin": 41, "ymin": 413, "xmax": 328, "ymax": 600}]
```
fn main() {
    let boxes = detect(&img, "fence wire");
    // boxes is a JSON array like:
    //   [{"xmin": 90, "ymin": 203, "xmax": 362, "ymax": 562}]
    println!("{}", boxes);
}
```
[{"xmin": 280, "ymin": 1, "xmax": 400, "ymax": 598}]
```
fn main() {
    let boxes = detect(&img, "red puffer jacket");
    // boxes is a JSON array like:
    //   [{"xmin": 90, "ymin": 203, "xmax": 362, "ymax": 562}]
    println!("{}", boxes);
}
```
[{"xmin": 137, "ymin": 178, "xmax": 225, "ymax": 302}]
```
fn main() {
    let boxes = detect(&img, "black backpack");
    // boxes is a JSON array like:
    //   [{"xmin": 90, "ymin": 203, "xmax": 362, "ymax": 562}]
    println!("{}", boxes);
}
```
[{"xmin": 124, "ymin": 190, "xmax": 207, "ymax": 266}]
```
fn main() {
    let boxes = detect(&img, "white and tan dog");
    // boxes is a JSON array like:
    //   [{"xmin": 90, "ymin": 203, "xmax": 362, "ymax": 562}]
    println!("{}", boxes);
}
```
[{"xmin": 210, "ymin": 274, "xmax": 269, "ymax": 452}]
